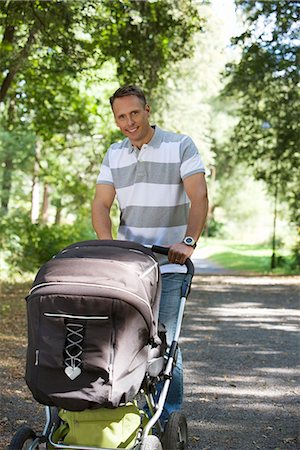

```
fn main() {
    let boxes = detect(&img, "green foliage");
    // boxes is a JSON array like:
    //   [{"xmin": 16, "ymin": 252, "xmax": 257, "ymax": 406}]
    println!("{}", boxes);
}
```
[
  {"xmin": 0, "ymin": 0, "xmax": 203, "ymax": 228},
  {"xmin": 0, "ymin": 127, "xmax": 35, "ymax": 212},
  {"xmin": 222, "ymin": 1, "xmax": 300, "ymax": 227},
  {"xmin": 200, "ymin": 238, "xmax": 299, "ymax": 274},
  {"xmin": 0, "ymin": 303, "xmax": 11, "ymax": 318},
  {"xmin": 0, "ymin": 0, "xmax": 202, "ymax": 105},
  {"xmin": 0, "ymin": 1, "xmax": 206, "ymax": 277},
  {"xmin": 0, "ymin": 211, "xmax": 95, "ymax": 273},
  {"xmin": 291, "ymin": 239, "xmax": 300, "ymax": 269},
  {"xmin": 97, "ymin": 0, "xmax": 203, "ymax": 95},
  {"xmin": 205, "ymin": 218, "xmax": 225, "ymax": 238}
]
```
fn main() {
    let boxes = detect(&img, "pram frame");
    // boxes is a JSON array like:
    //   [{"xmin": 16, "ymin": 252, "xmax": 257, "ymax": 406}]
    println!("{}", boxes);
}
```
[{"xmin": 10, "ymin": 244, "xmax": 194, "ymax": 450}]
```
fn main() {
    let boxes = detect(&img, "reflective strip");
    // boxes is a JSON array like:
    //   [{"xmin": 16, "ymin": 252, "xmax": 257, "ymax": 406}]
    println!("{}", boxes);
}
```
[
  {"xmin": 29, "ymin": 281, "xmax": 153, "ymax": 322},
  {"xmin": 44, "ymin": 313, "xmax": 109, "ymax": 320}
]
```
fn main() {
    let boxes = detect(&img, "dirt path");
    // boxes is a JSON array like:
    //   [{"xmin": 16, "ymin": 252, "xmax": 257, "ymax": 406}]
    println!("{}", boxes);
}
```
[
  {"xmin": 182, "ymin": 274, "xmax": 300, "ymax": 450},
  {"xmin": 0, "ymin": 283, "xmax": 44, "ymax": 450},
  {"xmin": 0, "ymin": 273, "xmax": 299, "ymax": 449}
]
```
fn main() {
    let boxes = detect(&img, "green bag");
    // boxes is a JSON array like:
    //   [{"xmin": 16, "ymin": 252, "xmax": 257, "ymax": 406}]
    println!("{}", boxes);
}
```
[{"xmin": 52, "ymin": 403, "xmax": 148, "ymax": 449}]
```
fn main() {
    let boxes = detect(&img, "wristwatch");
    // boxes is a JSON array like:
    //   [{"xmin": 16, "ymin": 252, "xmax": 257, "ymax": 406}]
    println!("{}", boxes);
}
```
[{"xmin": 183, "ymin": 236, "xmax": 197, "ymax": 249}]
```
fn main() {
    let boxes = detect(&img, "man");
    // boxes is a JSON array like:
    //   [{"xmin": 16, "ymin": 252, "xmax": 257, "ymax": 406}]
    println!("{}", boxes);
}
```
[{"xmin": 92, "ymin": 85, "xmax": 208, "ymax": 422}]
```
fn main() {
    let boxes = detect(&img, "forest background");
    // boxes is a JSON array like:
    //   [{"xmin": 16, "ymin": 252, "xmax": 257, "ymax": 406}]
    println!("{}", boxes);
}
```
[{"xmin": 0, "ymin": 0, "xmax": 299, "ymax": 278}]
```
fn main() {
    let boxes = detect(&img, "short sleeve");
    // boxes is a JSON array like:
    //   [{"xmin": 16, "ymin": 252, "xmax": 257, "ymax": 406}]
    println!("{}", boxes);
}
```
[
  {"xmin": 179, "ymin": 136, "xmax": 205, "ymax": 180},
  {"xmin": 96, "ymin": 150, "xmax": 114, "ymax": 185}
]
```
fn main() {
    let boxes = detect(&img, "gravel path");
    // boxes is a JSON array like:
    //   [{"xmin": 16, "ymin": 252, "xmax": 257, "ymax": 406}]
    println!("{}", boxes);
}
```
[
  {"xmin": 182, "ymin": 270, "xmax": 300, "ymax": 450},
  {"xmin": 192, "ymin": 254, "xmax": 234, "ymax": 275},
  {"xmin": 1, "ymin": 264, "xmax": 299, "ymax": 450}
]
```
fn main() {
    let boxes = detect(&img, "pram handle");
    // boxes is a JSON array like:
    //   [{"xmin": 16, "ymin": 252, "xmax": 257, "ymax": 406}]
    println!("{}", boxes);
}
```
[{"xmin": 151, "ymin": 245, "xmax": 194, "ymax": 277}]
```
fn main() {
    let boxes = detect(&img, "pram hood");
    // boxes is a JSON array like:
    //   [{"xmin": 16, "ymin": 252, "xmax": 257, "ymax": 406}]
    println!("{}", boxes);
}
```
[
  {"xmin": 25, "ymin": 240, "xmax": 163, "ymax": 410},
  {"xmin": 30, "ymin": 240, "xmax": 161, "ymax": 340}
]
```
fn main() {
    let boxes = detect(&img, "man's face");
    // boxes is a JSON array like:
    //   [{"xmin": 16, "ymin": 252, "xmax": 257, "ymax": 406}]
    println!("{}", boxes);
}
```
[{"xmin": 112, "ymin": 95, "xmax": 151, "ymax": 147}]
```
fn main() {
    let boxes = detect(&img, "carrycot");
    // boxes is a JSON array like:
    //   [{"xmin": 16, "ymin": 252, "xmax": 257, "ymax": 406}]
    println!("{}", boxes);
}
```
[{"xmin": 25, "ymin": 240, "xmax": 162, "ymax": 411}]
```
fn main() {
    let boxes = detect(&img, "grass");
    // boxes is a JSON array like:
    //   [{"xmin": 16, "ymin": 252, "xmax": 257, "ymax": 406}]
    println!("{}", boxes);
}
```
[
  {"xmin": 197, "ymin": 238, "xmax": 299, "ymax": 275},
  {"xmin": 0, "ymin": 240, "xmax": 299, "ymax": 282}
]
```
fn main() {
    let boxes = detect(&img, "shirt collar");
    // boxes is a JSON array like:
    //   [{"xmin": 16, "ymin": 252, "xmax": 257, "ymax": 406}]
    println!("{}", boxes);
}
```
[{"xmin": 128, "ymin": 125, "xmax": 162, "ymax": 153}]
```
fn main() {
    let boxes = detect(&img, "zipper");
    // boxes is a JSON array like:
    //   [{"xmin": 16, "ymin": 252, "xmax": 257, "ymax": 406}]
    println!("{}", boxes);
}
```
[
  {"xmin": 54, "ymin": 247, "xmax": 159, "ymax": 283},
  {"xmin": 139, "ymin": 262, "xmax": 158, "ymax": 280},
  {"xmin": 44, "ymin": 313, "xmax": 109, "ymax": 320},
  {"xmin": 29, "ymin": 282, "xmax": 152, "ymax": 319},
  {"xmin": 129, "ymin": 249, "xmax": 159, "ymax": 282}
]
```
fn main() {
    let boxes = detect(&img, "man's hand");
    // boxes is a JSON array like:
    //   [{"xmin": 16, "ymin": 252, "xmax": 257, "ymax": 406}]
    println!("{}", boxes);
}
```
[{"xmin": 168, "ymin": 242, "xmax": 194, "ymax": 265}]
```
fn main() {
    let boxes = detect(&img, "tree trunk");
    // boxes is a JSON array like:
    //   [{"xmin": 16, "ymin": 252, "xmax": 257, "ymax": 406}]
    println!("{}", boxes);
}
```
[
  {"xmin": 205, "ymin": 165, "xmax": 216, "ymax": 237},
  {"xmin": 0, "ymin": 21, "xmax": 40, "ymax": 103},
  {"xmin": 40, "ymin": 183, "xmax": 49, "ymax": 224},
  {"xmin": 55, "ymin": 205, "xmax": 62, "ymax": 225},
  {"xmin": 0, "ymin": 153, "xmax": 13, "ymax": 214},
  {"xmin": 0, "ymin": 100, "xmax": 15, "ymax": 214},
  {"xmin": 30, "ymin": 140, "xmax": 42, "ymax": 224},
  {"xmin": 271, "ymin": 158, "xmax": 280, "ymax": 270}
]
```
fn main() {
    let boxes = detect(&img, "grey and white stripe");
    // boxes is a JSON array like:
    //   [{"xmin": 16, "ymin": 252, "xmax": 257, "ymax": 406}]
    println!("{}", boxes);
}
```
[{"xmin": 97, "ymin": 126, "xmax": 205, "ymax": 273}]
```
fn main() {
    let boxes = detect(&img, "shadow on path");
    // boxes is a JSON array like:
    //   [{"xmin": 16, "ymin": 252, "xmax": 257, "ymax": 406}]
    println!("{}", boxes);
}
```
[
  {"xmin": 1, "ymin": 276, "xmax": 299, "ymax": 450},
  {"xmin": 181, "ymin": 274, "xmax": 300, "ymax": 450}
]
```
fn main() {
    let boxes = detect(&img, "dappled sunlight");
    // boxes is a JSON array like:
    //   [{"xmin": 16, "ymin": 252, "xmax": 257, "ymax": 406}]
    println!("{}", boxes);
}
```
[
  {"xmin": 185, "ymin": 367, "xmax": 299, "ymax": 391},
  {"xmin": 240, "ymin": 323, "xmax": 299, "ymax": 332},
  {"xmin": 1, "ymin": 388, "xmax": 30, "ymax": 401},
  {"xmin": 255, "ymin": 367, "xmax": 300, "ymax": 376},
  {"xmin": 0, "ymin": 333, "xmax": 27, "ymax": 345},
  {"xmin": 181, "ymin": 274, "xmax": 300, "ymax": 448},
  {"xmin": 222, "ymin": 276, "xmax": 300, "ymax": 285},
  {"xmin": 187, "ymin": 383, "xmax": 297, "ymax": 399},
  {"xmin": 252, "ymin": 350, "xmax": 285, "ymax": 355},
  {"xmin": 191, "ymin": 420, "xmax": 239, "ymax": 431},
  {"xmin": 192, "ymin": 275, "xmax": 300, "ymax": 287},
  {"xmin": 0, "ymin": 333, "xmax": 27, "ymax": 344},
  {"xmin": 206, "ymin": 306, "xmax": 300, "ymax": 317},
  {"xmin": 0, "ymin": 0, "xmax": 298, "ymax": 447},
  {"xmin": 181, "ymin": 324, "xmax": 219, "ymax": 332},
  {"xmin": 196, "ymin": 374, "xmax": 287, "ymax": 384},
  {"xmin": 202, "ymin": 306, "xmax": 299, "ymax": 326}
]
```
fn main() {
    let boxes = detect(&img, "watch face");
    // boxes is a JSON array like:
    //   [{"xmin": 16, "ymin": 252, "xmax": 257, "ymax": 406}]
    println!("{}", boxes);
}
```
[{"xmin": 184, "ymin": 236, "xmax": 196, "ymax": 247}]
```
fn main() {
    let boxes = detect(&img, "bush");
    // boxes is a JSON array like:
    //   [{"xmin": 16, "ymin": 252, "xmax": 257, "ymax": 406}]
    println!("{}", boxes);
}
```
[
  {"xmin": 0, "ymin": 212, "xmax": 95, "ymax": 274},
  {"xmin": 291, "ymin": 237, "xmax": 300, "ymax": 269},
  {"xmin": 205, "ymin": 217, "xmax": 225, "ymax": 238},
  {"xmin": 271, "ymin": 238, "xmax": 300, "ymax": 272}
]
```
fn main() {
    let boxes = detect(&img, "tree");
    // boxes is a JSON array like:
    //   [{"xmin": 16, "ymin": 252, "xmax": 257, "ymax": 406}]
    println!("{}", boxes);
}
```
[
  {"xmin": 0, "ymin": 0, "xmax": 202, "ymax": 104},
  {"xmin": 0, "ymin": 0, "xmax": 203, "ymax": 218},
  {"xmin": 221, "ymin": 0, "xmax": 300, "ymax": 265},
  {"xmin": 97, "ymin": 0, "xmax": 203, "ymax": 96},
  {"xmin": 0, "ymin": 1, "xmax": 205, "ymax": 273}
]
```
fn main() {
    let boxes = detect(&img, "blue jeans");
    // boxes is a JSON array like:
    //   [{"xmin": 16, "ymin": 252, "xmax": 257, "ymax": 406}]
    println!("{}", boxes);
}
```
[{"xmin": 158, "ymin": 273, "xmax": 185, "ymax": 419}]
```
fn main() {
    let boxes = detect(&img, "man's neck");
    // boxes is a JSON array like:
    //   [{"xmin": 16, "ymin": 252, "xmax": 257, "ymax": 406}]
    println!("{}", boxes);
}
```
[{"xmin": 131, "ymin": 126, "xmax": 155, "ymax": 150}]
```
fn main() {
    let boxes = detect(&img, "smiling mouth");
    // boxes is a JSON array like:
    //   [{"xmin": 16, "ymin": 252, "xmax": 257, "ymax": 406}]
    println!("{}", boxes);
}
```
[{"xmin": 127, "ymin": 127, "xmax": 138, "ymax": 133}]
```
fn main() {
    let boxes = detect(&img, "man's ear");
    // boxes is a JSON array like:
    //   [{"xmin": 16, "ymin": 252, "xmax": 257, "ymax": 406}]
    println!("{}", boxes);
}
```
[{"xmin": 145, "ymin": 104, "xmax": 150, "ymax": 114}]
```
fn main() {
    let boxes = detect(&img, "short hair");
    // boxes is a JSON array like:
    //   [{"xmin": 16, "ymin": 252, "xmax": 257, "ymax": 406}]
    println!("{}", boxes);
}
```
[{"xmin": 109, "ymin": 85, "xmax": 147, "ymax": 108}]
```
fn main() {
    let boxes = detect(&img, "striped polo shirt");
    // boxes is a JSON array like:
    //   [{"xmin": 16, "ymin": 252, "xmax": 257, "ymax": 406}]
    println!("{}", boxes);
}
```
[{"xmin": 97, "ymin": 125, "xmax": 205, "ymax": 273}]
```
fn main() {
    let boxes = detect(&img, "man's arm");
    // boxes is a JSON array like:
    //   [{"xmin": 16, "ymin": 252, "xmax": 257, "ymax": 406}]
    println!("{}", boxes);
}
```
[
  {"xmin": 91, "ymin": 184, "xmax": 116, "ymax": 239},
  {"xmin": 168, "ymin": 172, "xmax": 208, "ymax": 264}
]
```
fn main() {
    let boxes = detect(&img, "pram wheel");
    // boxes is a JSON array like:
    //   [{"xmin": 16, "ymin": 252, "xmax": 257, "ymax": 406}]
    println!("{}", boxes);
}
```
[
  {"xmin": 141, "ymin": 435, "xmax": 163, "ymax": 450},
  {"xmin": 162, "ymin": 412, "xmax": 188, "ymax": 450},
  {"xmin": 9, "ymin": 425, "xmax": 38, "ymax": 450}
]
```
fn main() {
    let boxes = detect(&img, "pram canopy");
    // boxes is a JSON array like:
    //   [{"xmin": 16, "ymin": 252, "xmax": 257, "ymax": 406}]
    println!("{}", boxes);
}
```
[{"xmin": 25, "ymin": 240, "xmax": 162, "ymax": 411}]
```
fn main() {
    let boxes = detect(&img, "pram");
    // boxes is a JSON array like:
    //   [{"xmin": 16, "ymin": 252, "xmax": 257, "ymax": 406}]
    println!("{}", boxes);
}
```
[{"xmin": 9, "ymin": 240, "xmax": 194, "ymax": 450}]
